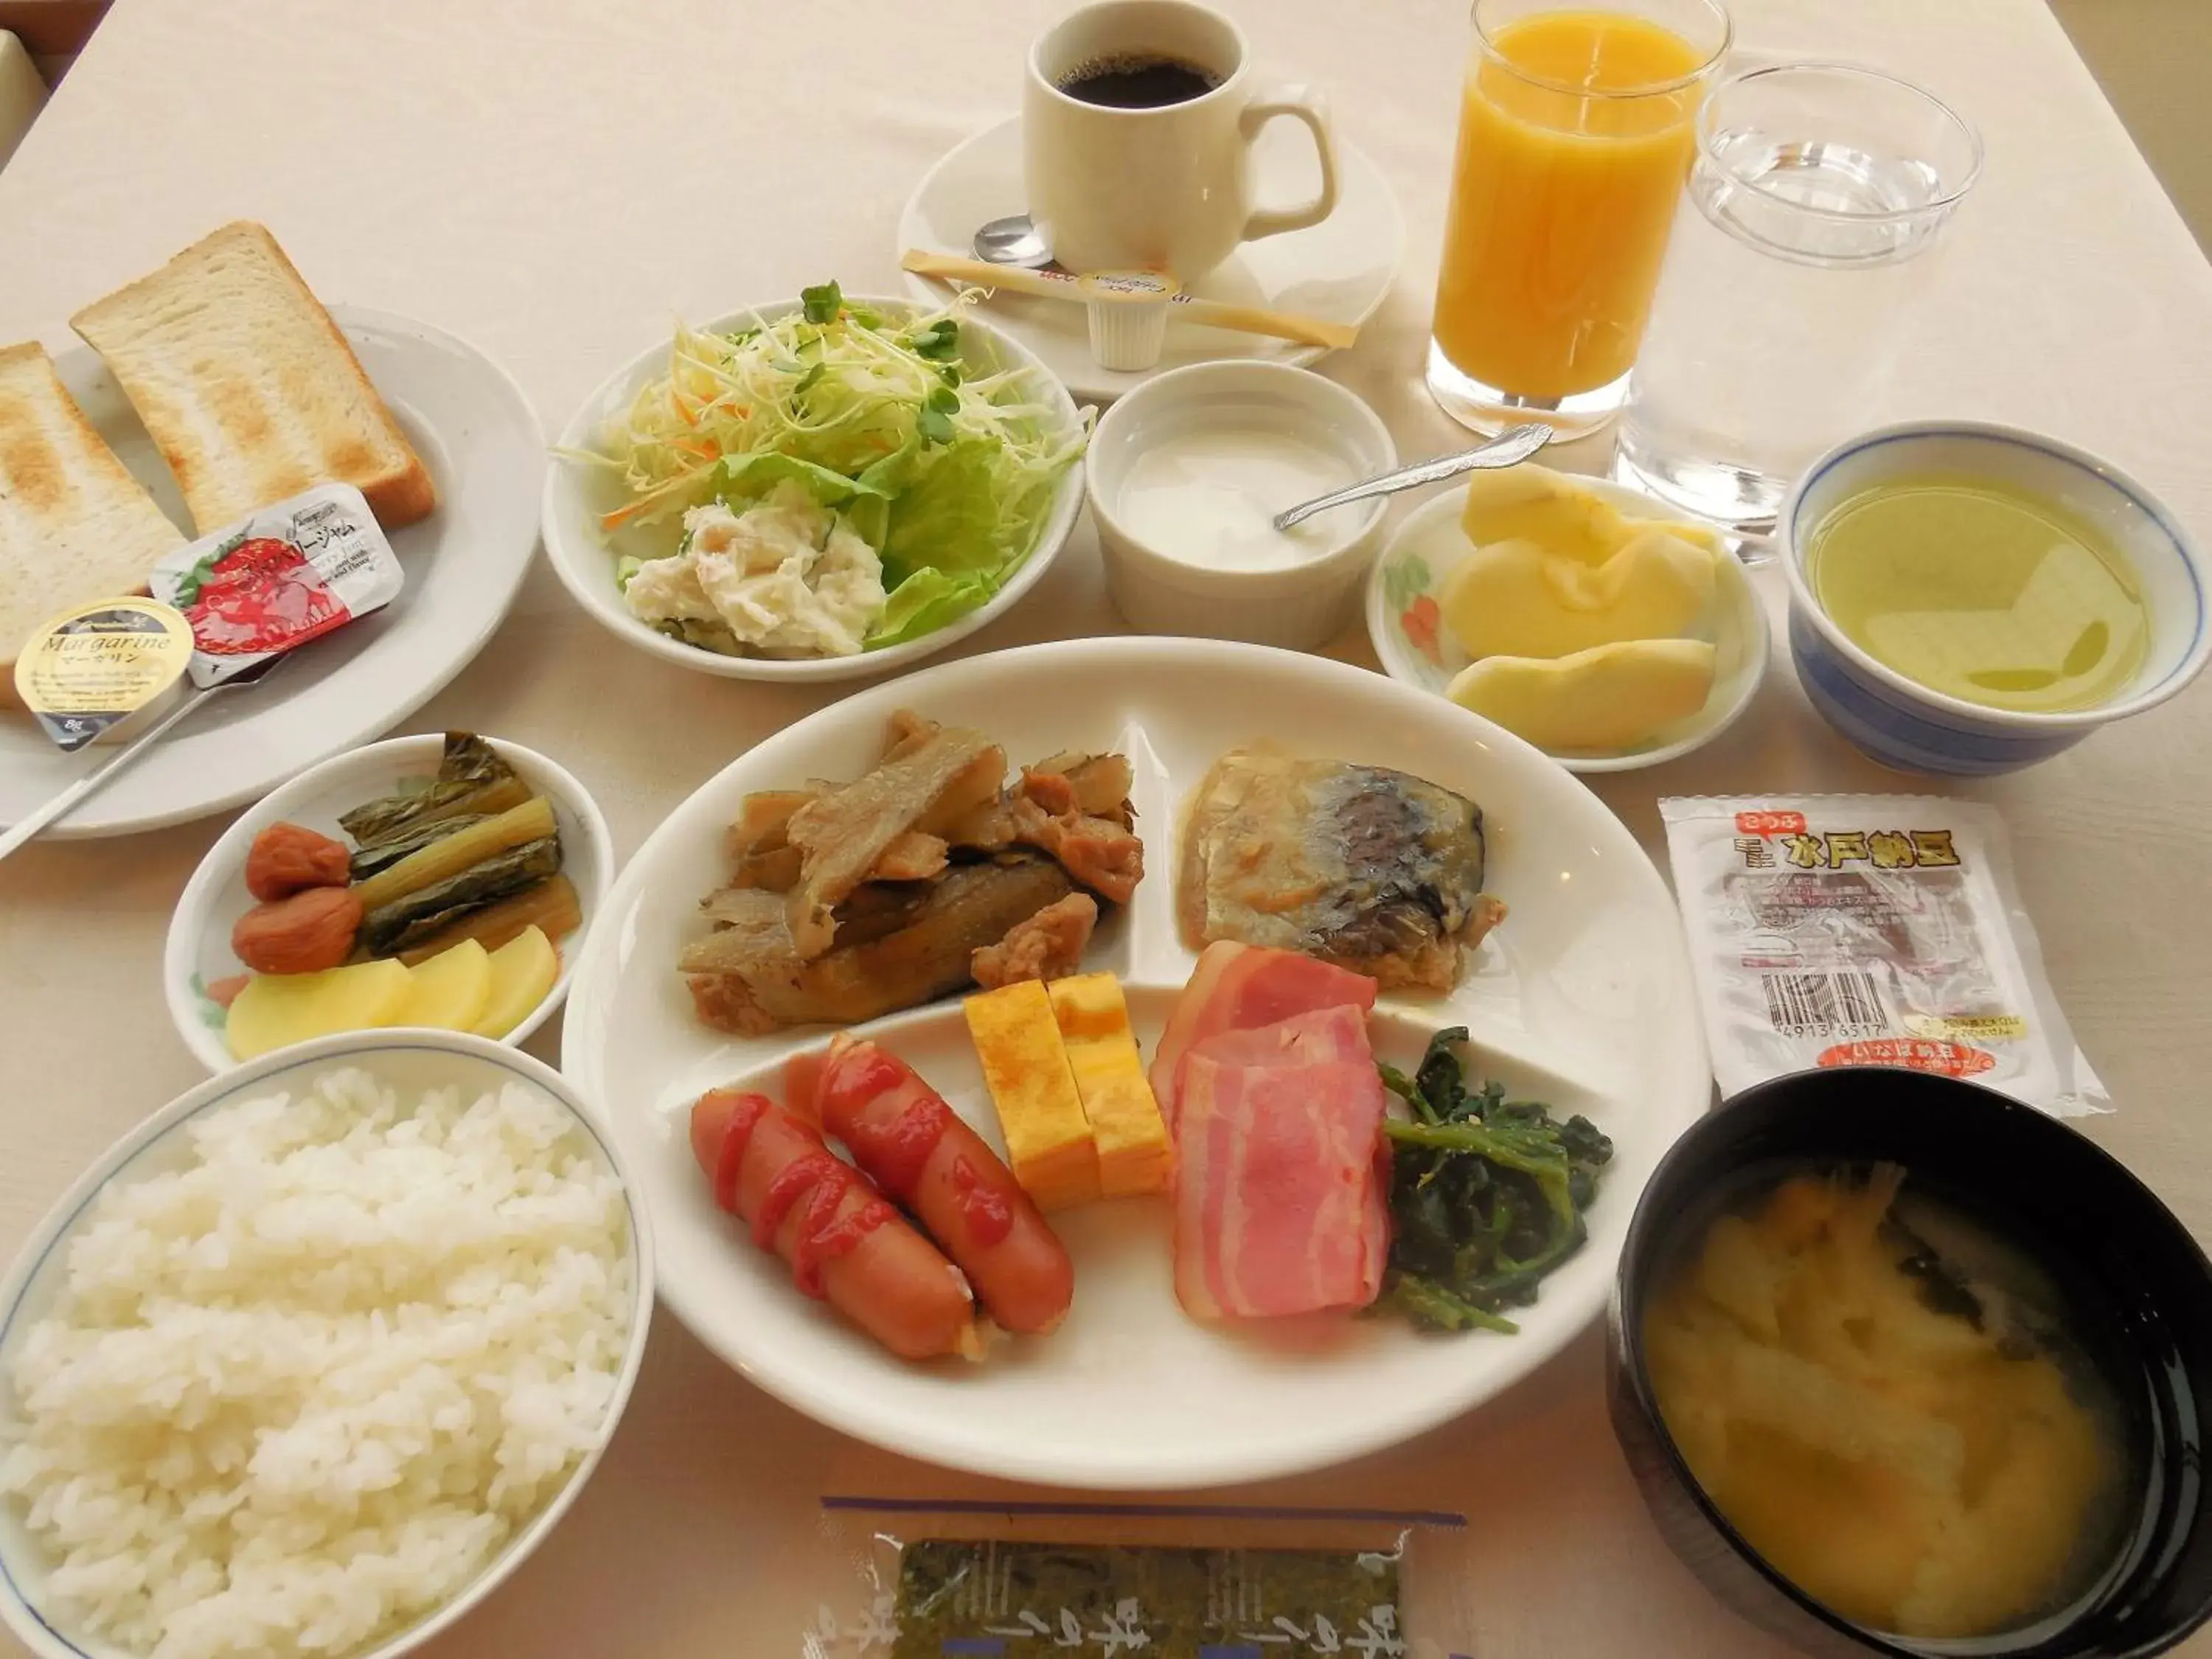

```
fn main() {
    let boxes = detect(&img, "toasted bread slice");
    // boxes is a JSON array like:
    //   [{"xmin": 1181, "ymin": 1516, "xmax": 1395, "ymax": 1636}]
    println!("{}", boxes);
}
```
[
  {"xmin": 0, "ymin": 341, "xmax": 189, "ymax": 682},
  {"xmin": 69, "ymin": 222, "xmax": 435, "ymax": 534}
]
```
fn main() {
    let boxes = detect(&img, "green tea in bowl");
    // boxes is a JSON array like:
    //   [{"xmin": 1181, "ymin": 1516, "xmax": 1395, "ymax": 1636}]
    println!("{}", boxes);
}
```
[
  {"xmin": 1776, "ymin": 422, "xmax": 2211, "ymax": 775},
  {"xmin": 1806, "ymin": 473, "xmax": 2149, "ymax": 714}
]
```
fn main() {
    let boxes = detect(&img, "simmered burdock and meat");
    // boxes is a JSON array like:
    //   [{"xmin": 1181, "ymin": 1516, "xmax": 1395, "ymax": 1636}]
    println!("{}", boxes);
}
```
[{"xmin": 681, "ymin": 712, "xmax": 1142, "ymax": 1034}]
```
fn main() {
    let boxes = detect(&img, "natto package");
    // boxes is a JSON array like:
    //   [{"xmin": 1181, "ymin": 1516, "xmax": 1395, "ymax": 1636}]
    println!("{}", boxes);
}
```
[{"xmin": 1661, "ymin": 796, "xmax": 2108, "ymax": 1117}]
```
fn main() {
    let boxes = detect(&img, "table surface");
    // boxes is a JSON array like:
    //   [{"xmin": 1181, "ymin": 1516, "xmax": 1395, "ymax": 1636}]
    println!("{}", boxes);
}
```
[{"xmin": 5, "ymin": 0, "xmax": 2211, "ymax": 1653}]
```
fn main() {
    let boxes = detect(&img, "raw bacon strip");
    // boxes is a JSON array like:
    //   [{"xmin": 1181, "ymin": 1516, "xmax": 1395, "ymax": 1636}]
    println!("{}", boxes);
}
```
[
  {"xmin": 1173, "ymin": 1047, "xmax": 1389, "ymax": 1321},
  {"xmin": 1151, "ymin": 942, "xmax": 1379, "ymax": 1130},
  {"xmin": 1186, "ymin": 1004, "xmax": 1371, "ymax": 1071}
]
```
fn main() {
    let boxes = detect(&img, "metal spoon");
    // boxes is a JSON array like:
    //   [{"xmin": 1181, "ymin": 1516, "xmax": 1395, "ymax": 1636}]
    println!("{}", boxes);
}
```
[
  {"xmin": 1273, "ymin": 422, "xmax": 1554, "ymax": 532},
  {"xmin": 0, "ymin": 656, "xmax": 286, "ymax": 863},
  {"xmin": 973, "ymin": 215, "xmax": 1056, "ymax": 269}
]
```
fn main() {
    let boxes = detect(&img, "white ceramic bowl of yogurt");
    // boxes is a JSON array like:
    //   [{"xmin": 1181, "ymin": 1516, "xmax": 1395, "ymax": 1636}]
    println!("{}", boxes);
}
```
[{"xmin": 1085, "ymin": 361, "xmax": 1397, "ymax": 652}]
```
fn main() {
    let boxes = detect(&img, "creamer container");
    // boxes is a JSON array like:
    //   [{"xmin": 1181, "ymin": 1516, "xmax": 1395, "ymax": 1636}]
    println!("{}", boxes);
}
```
[
  {"xmin": 150, "ymin": 482, "xmax": 403, "ymax": 689},
  {"xmin": 13, "ymin": 598, "xmax": 193, "ymax": 752},
  {"xmin": 1661, "ymin": 795, "xmax": 2109, "ymax": 1117}
]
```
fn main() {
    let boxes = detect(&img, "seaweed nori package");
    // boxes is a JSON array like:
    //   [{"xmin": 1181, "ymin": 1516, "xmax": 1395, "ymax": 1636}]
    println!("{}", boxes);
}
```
[{"xmin": 785, "ymin": 1499, "xmax": 1475, "ymax": 1658}]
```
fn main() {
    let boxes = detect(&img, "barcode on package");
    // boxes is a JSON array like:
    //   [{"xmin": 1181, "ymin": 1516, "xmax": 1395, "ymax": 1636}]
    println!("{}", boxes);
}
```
[{"xmin": 1759, "ymin": 970, "xmax": 1886, "ymax": 1038}]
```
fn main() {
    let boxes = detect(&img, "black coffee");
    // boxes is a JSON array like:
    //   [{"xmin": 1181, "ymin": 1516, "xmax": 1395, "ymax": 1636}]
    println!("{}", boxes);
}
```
[{"xmin": 1057, "ymin": 54, "xmax": 1220, "ymax": 108}]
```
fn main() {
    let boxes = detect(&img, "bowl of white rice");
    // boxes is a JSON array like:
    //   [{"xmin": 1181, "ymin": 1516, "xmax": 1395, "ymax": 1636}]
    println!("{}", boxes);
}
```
[{"xmin": 0, "ymin": 1032, "xmax": 653, "ymax": 1659}]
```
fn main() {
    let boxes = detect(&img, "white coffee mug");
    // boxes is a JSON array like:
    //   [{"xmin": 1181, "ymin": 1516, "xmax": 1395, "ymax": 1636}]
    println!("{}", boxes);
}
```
[{"xmin": 1024, "ymin": 0, "xmax": 1340, "ymax": 283}]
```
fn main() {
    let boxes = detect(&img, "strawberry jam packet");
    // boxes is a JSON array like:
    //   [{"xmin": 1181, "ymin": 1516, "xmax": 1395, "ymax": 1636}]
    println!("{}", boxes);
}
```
[
  {"xmin": 1661, "ymin": 796, "xmax": 2110, "ymax": 1117},
  {"xmin": 150, "ymin": 483, "xmax": 402, "ymax": 689}
]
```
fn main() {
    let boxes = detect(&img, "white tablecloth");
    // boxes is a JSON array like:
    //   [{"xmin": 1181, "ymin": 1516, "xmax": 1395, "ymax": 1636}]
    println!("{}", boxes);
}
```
[{"xmin": 3, "ymin": 0, "xmax": 2210, "ymax": 1652}]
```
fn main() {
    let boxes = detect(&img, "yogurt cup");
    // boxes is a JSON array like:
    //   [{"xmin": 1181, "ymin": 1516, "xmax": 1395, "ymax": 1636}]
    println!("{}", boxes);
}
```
[{"xmin": 1086, "ymin": 361, "xmax": 1395, "ymax": 651}]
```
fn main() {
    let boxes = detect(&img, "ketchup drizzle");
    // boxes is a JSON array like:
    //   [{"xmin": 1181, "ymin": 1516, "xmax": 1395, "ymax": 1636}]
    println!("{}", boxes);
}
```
[
  {"xmin": 793, "ymin": 1197, "xmax": 897, "ymax": 1296},
  {"xmin": 748, "ymin": 1144, "xmax": 895, "ymax": 1300},
  {"xmin": 712, "ymin": 1093, "xmax": 770, "ymax": 1214},
  {"xmin": 817, "ymin": 1046, "xmax": 905, "ymax": 1128},
  {"xmin": 820, "ymin": 1044, "xmax": 957, "ymax": 1198},
  {"xmin": 947, "ymin": 1155, "xmax": 1014, "ymax": 1246}
]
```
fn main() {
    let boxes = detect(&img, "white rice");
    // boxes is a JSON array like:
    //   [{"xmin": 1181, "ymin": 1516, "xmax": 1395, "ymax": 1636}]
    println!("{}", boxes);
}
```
[{"xmin": 0, "ymin": 1066, "xmax": 633, "ymax": 1659}]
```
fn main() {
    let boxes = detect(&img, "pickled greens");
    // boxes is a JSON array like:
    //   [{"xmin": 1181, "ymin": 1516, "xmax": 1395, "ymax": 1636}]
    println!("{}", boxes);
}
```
[{"xmin": 568, "ymin": 282, "xmax": 1086, "ymax": 655}]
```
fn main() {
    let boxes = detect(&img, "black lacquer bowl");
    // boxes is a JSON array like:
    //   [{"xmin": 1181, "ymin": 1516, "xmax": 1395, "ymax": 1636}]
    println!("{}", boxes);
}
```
[{"xmin": 1608, "ymin": 1066, "xmax": 2212, "ymax": 1659}]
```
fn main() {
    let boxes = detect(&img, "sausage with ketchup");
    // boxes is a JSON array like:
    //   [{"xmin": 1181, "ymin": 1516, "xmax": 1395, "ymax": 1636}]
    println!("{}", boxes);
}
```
[
  {"xmin": 814, "ymin": 1036, "xmax": 1075, "ymax": 1335},
  {"xmin": 688, "ymin": 1088, "xmax": 980, "ymax": 1360}
]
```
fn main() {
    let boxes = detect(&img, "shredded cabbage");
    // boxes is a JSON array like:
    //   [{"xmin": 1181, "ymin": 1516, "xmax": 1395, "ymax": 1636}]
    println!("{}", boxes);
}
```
[{"xmin": 566, "ymin": 283, "xmax": 1087, "ymax": 652}]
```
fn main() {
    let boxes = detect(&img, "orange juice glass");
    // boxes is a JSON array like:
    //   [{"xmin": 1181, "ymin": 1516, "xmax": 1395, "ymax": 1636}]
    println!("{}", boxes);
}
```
[{"xmin": 1427, "ymin": 0, "xmax": 1730, "ymax": 437}]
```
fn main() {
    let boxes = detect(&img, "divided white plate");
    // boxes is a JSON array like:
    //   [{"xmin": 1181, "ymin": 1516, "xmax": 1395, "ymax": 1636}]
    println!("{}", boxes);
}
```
[
  {"xmin": 560, "ymin": 637, "xmax": 1708, "ymax": 1488},
  {"xmin": 0, "ymin": 308, "xmax": 546, "ymax": 839},
  {"xmin": 1368, "ymin": 476, "xmax": 1772, "ymax": 773},
  {"xmin": 898, "ymin": 116, "xmax": 1405, "ymax": 403},
  {"xmin": 164, "ymin": 734, "xmax": 616, "ymax": 1073}
]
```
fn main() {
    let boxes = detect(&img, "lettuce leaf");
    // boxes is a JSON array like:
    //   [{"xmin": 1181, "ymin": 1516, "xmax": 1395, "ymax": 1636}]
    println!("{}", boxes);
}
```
[
  {"xmin": 880, "ymin": 437, "xmax": 1023, "ymax": 583},
  {"xmin": 711, "ymin": 451, "xmax": 894, "ymax": 548},
  {"xmin": 710, "ymin": 451, "xmax": 887, "ymax": 512},
  {"xmin": 866, "ymin": 567, "xmax": 998, "ymax": 649}
]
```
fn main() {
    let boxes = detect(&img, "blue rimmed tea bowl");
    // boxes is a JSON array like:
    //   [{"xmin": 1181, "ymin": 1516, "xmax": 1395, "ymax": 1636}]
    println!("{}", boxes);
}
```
[{"xmin": 1779, "ymin": 422, "xmax": 2210, "ymax": 775}]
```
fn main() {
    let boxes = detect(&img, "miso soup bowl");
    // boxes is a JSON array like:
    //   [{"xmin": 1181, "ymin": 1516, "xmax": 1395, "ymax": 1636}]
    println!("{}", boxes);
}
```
[
  {"xmin": 1608, "ymin": 1067, "xmax": 2212, "ymax": 1659},
  {"xmin": 1780, "ymin": 422, "xmax": 2211, "ymax": 775}
]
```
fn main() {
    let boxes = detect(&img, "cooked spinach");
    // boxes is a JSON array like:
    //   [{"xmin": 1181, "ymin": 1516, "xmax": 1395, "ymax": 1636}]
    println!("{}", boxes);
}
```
[{"xmin": 1379, "ymin": 1026, "xmax": 1613, "ymax": 1334}]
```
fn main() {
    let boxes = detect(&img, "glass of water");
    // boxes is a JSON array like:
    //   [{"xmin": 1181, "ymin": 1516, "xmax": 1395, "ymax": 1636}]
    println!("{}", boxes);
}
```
[{"xmin": 1612, "ymin": 63, "xmax": 1983, "ymax": 538}]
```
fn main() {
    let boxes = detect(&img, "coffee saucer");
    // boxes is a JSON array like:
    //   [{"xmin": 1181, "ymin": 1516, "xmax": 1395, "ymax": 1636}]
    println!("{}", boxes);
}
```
[{"xmin": 896, "ymin": 114, "xmax": 1404, "ymax": 402}]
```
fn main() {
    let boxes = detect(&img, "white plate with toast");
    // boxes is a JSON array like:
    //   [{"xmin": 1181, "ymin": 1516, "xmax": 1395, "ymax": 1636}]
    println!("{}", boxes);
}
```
[
  {"xmin": 1, "ymin": 233, "xmax": 543, "ymax": 838},
  {"xmin": 6, "ymin": 222, "xmax": 542, "ymax": 845},
  {"xmin": 560, "ymin": 636, "xmax": 1708, "ymax": 1487}
]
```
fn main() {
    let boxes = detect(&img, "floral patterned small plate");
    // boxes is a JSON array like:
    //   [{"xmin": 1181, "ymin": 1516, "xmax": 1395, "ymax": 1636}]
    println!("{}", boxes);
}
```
[
  {"xmin": 161, "ymin": 734, "xmax": 615, "ymax": 1072},
  {"xmin": 1365, "ymin": 474, "xmax": 1771, "ymax": 773}
]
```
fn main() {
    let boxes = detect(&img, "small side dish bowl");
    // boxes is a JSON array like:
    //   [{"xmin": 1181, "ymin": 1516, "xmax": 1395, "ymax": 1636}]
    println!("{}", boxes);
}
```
[
  {"xmin": 1368, "ymin": 473, "xmax": 1770, "ymax": 772},
  {"xmin": 542, "ymin": 294, "xmax": 1087, "ymax": 684},
  {"xmin": 1610, "ymin": 1067, "xmax": 2212, "ymax": 1659},
  {"xmin": 1087, "ymin": 360, "xmax": 1397, "ymax": 651},
  {"xmin": 0, "ymin": 1031, "xmax": 654, "ymax": 1659},
  {"xmin": 1780, "ymin": 421, "xmax": 2211, "ymax": 774},
  {"xmin": 164, "ymin": 734, "xmax": 614, "ymax": 1072}
]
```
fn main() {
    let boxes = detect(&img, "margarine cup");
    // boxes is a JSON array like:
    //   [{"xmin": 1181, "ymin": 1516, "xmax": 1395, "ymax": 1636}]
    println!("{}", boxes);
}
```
[
  {"xmin": 1780, "ymin": 421, "xmax": 2212, "ymax": 775},
  {"xmin": 1024, "ymin": 0, "xmax": 1340, "ymax": 282},
  {"xmin": 12, "ymin": 597, "xmax": 193, "ymax": 751}
]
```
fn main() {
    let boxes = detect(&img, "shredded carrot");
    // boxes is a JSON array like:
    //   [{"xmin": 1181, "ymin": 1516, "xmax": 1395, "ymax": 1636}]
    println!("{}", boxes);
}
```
[{"xmin": 599, "ymin": 466, "xmax": 712, "ymax": 531}]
